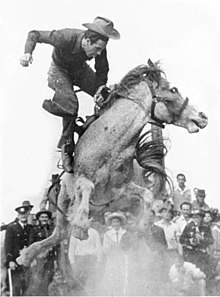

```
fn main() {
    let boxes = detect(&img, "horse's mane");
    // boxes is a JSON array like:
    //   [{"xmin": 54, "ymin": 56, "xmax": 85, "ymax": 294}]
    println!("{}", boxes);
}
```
[
  {"xmin": 135, "ymin": 130, "xmax": 173, "ymax": 196},
  {"xmin": 100, "ymin": 60, "xmax": 165, "ymax": 111}
]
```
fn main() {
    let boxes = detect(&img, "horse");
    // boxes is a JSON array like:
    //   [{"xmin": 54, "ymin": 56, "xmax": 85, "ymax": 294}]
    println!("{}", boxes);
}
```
[{"xmin": 17, "ymin": 59, "xmax": 208, "ymax": 266}]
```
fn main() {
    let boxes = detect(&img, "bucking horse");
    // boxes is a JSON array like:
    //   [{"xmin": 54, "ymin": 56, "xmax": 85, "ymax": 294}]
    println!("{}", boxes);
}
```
[{"xmin": 17, "ymin": 60, "xmax": 208, "ymax": 266}]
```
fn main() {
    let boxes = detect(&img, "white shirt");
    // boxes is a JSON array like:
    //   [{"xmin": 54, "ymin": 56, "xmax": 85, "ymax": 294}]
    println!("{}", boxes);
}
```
[
  {"xmin": 68, "ymin": 228, "xmax": 101, "ymax": 263},
  {"xmin": 175, "ymin": 215, "xmax": 192, "ymax": 237},
  {"xmin": 155, "ymin": 219, "xmax": 178, "ymax": 250},
  {"xmin": 103, "ymin": 227, "xmax": 126, "ymax": 251}
]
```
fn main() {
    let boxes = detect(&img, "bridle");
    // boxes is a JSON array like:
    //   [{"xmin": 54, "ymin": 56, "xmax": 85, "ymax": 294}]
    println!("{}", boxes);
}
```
[{"xmin": 149, "ymin": 95, "xmax": 189, "ymax": 129}]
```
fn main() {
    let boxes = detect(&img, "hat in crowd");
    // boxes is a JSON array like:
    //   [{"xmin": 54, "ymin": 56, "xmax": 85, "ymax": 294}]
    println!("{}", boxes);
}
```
[
  {"xmin": 190, "ymin": 209, "xmax": 205, "ymax": 217},
  {"xmin": 15, "ymin": 200, "xmax": 33, "ymax": 213},
  {"xmin": 196, "ymin": 189, "xmax": 206, "ymax": 197},
  {"xmin": 50, "ymin": 174, "xmax": 61, "ymax": 184},
  {"xmin": 83, "ymin": 16, "xmax": 120, "ymax": 40},
  {"xmin": 106, "ymin": 212, "xmax": 126, "ymax": 225},
  {"xmin": 36, "ymin": 209, "xmax": 52, "ymax": 220}
]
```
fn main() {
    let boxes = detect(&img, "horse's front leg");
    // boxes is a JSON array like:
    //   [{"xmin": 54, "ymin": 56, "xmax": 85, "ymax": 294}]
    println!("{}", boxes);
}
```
[
  {"xmin": 17, "ymin": 175, "xmax": 71, "ymax": 266},
  {"xmin": 69, "ymin": 174, "xmax": 94, "ymax": 240}
]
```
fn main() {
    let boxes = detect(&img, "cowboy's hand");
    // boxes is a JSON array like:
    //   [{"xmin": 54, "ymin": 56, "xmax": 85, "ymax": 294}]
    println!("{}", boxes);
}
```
[
  {"xmin": 94, "ymin": 85, "xmax": 109, "ymax": 107},
  {"xmin": 9, "ymin": 261, "xmax": 17, "ymax": 270},
  {"xmin": 20, "ymin": 53, "xmax": 33, "ymax": 67}
]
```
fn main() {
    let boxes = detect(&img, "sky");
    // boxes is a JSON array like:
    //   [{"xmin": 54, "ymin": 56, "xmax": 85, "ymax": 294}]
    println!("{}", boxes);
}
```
[{"xmin": 1, "ymin": 0, "xmax": 220, "ymax": 223}]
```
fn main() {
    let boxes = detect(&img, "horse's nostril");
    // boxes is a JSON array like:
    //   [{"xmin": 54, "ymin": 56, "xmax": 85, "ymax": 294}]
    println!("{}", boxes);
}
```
[{"xmin": 199, "ymin": 112, "xmax": 208, "ymax": 120}]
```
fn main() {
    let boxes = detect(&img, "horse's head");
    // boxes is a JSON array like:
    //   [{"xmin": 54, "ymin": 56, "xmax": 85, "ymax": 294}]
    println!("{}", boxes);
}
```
[{"xmin": 147, "ymin": 60, "xmax": 208, "ymax": 132}]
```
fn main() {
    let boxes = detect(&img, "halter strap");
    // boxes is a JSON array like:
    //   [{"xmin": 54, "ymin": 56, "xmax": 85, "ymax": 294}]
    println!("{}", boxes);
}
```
[{"xmin": 149, "ymin": 96, "xmax": 189, "ymax": 128}]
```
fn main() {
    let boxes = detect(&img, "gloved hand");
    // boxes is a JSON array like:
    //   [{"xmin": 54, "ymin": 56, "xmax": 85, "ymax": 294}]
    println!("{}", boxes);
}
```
[
  {"xmin": 20, "ymin": 53, "xmax": 33, "ymax": 67},
  {"xmin": 94, "ymin": 85, "xmax": 110, "ymax": 108}
]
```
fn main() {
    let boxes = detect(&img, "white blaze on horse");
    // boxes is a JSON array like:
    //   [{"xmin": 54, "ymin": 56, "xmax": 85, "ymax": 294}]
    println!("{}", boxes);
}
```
[{"xmin": 17, "ymin": 60, "xmax": 208, "ymax": 266}]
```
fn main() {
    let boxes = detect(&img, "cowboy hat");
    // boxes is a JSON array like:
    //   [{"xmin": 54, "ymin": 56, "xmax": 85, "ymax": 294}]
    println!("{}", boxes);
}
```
[
  {"xmin": 36, "ymin": 209, "xmax": 52, "ymax": 220},
  {"xmin": 82, "ymin": 16, "xmax": 120, "ymax": 40},
  {"xmin": 15, "ymin": 200, "xmax": 33, "ymax": 212},
  {"xmin": 106, "ymin": 212, "xmax": 126, "ymax": 225},
  {"xmin": 50, "ymin": 174, "xmax": 61, "ymax": 184}
]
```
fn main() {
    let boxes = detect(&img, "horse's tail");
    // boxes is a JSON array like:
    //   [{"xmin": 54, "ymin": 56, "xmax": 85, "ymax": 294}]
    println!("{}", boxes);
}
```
[{"xmin": 135, "ymin": 130, "xmax": 172, "ymax": 196}]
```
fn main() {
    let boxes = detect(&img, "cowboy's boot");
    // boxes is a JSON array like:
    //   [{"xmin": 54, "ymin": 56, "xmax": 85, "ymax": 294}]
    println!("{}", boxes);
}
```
[{"xmin": 61, "ymin": 140, "xmax": 75, "ymax": 173}]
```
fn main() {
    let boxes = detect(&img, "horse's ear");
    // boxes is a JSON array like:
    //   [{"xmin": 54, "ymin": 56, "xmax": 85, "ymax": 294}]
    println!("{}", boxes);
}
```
[{"xmin": 148, "ymin": 59, "xmax": 155, "ymax": 68}]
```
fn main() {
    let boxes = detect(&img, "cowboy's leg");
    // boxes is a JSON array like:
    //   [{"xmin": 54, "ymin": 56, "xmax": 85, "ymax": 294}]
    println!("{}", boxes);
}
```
[
  {"xmin": 44, "ymin": 62, "xmax": 78, "ymax": 172},
  {"xmin": 44, "ymin": 61, "xmax": 79, "ymax": 117}
]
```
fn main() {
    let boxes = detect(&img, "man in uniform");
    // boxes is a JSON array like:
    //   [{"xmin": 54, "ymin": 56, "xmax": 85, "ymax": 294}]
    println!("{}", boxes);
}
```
[
  {"xmin": 5, "ymin": 203, "xmax": 33, "ymax": 296},
  {"xmin": 192, "ymin": 189, "xmax": 210, "ymax": 212},
  {"xmin": 20, "ymin": 16, "xmax": 120, "ymax": 173}
]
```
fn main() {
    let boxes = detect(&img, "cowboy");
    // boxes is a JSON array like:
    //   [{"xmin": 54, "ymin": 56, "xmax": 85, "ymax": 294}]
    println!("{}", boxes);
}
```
[
  {"xmin": 4, "ymin": 203, "xmax": 33, "ymax": 296},
  {"xmin": 27, "ymin": 209, "xmax": 56, "ymax": 296},
  {"xmin": 39, "ymin": 174, "xmax": 61, "ymax": 216},
  {"xmin": 20, "ymin": 16, "xmax": 120, "ymax": 173},
  {"xmin": 192, "ymin": 189, "xmax": 210, "ymax": 212}
]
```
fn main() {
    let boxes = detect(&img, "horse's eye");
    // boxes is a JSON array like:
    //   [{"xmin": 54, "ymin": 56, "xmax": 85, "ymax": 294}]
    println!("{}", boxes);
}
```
[{"xmin": 170, "ymin": 87, "xmax": 178, "ymax": 93}]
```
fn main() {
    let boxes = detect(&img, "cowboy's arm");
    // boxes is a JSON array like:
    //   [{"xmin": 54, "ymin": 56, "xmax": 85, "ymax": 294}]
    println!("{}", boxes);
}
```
[
  {"xmin": 20, "ymin": 29, "xmax": 73, "ymax": 67},
  {"xmin": 94, "ymin": 48, "xmax": 109, "ymax": 91}
]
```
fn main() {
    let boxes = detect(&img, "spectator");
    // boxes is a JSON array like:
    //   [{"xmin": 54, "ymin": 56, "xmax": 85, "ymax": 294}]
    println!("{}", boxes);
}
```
[
  {"xmin": 155, "ymin": 208, "xmax": 179, "ymax": 254},
  {"xmin": 172, "ymin": 173, "xmax": 192, "ymax": 212},
  {"xmin": 209, "ymin": 213, "xmax": 220, "ymax": 258},
  {"xmin": 1, "ymin": 201, "xmax": 34, "ymax": 231},
  {"xmin": 90, "ymin": 211, "xmax": 112, "ymax": 244},
  {"xmin": 203, "ymin": 210, "xmax": 213, "ymax": 227},
  {"xmin": 5, "ymin": 203, "xmax": 33, "ymax": 296},
  {"xmin": 101, "ymin": 212, "xmax": 126, "ymax": 296},
  {"xmin": 169, "ymin": 253, "xmax": 206, "ymax": 296},
  {"xmin": 144, "ymin": 210, "xmax": 168, "ymax": 252},
  {"xmin": 48, "ymin": 268, "xmax": 68, "ymax": 296},
  {"xmin": 192, "ymin": 189, "xmax": 210, "ymax": 211},
  {"xmin": 175, "ymin": 202, "xmax": 192, "ymax": 236},
  {"xmin": 175, "ymin": 202, "xmax": 192, "ymax": 254},
  {"xmin": 179, "ymin": 209, "xmax": 214, "ymax": 278},
  {"xmin": 27, "ymin": 209, "xmax": 56, "ymax": 296},
  {"xmin": 144, "ymin": 210, "xmax": 168, "ymax": 294},
  {"xmin": 39, "ymin": 174, "xmax": 61, "ymax": 217}
]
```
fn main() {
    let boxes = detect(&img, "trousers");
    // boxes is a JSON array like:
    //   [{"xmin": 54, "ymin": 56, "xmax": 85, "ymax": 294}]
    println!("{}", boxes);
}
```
[{"xmin": 44, "ymin": 61, "xmax": 96, "ymax": 148}]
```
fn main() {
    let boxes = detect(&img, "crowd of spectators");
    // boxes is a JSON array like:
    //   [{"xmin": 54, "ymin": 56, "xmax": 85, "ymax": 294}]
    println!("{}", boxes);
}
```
[{"xmin": 1, "ymin": 172, "xmax": 220, "ymax": 296}]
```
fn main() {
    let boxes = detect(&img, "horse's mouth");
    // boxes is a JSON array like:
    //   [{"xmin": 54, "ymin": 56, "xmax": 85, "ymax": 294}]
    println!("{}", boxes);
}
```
[{"xmin": 187, "ymin": 113, "xmax": 208, "ymax": 133}]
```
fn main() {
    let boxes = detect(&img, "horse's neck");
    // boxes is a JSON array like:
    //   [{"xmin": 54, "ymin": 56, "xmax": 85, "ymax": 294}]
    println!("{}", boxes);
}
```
[{"xmin": 103, "ymin": 82, "xmax": 153, "ymax": 135}]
